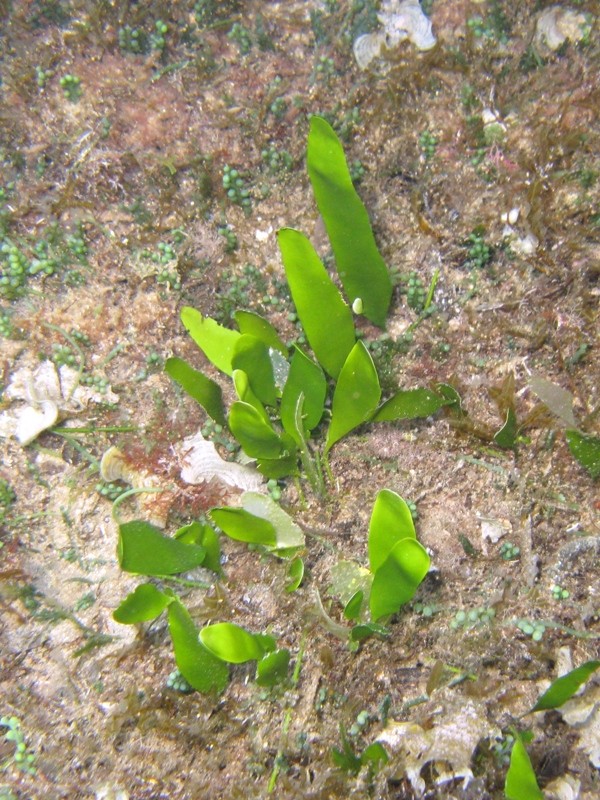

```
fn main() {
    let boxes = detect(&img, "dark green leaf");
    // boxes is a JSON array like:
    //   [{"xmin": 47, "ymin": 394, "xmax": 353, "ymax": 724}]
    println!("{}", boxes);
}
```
[
  {"xmin": 118, "ymin": 520, "xmax": 206, "ymax": 576},
  {"xmin": 373, "ymin": 387, "xmax": 447, "ymax": 422},
  {"xmin": 199, "ymin": 622, "xmax": 272, "ymax": 663},
  {"xmin": 113, "ymin": 583, "xmax": 172, "ymax": 624},
  {"xmin": 332, "ymin": 727, "xmax": 362, "ymax": 775},
  {"xmin": 504, "ymin": 734, "xmax": 544, "ymax": 800},
  {"xmin": 565, "ymin": 430, "xmax": 600, "ymax": 479},
  {"xmin": 255, "ymin": 452, "xmax": 299, "ymax": 479},
  {"xmin": 361, "ymin": 742, "xmax": 388, "ymax": 771},
  {"xmin": 326, "ymin": 341, "xmax": 381, "ymax": 453},
  {"xmin": 168, "ymin": 600, "xmax": 229, "ymax": 694},
  {"xmin": 280, "ymin": 347, "xmax": 326, "ymax": 441},
  {"xmin": 531, "ymin": 660, "xmax": 600, "ymax": 712},
  {"xmin": 232, "ymin": 335, "xmax": 278, "ymax": 406},
  {"xmin": 210, "ymin": 507, "xmax": 277, "ymax": 546},
  {"xmin": 494, "ymin": 407, "xmax": 519, "ymax": 448},
  {"xmin": 307, "ymin": 116, "xmax": 392, "ymax": 327},
  {"xmin": 165, "ymin": 357, "xmax": 226, "ymax": 426},
  {"xmin": 278, "ymin": 227, "xmax": 355, "ymax": 379},
  {"xmin": 350, "ymin": 622, "xmax": 390, "ymax": 642},
  {"xmin": 368, "ymin": 489, "xmax": 416, "ymax": 574},
  {"xmin": 256, "ymin": 649, "xmax": 290, "ymax": 687},
  {"xmin": 234, "ymin": 310, "xmax": 288, "ymax": 355},
  {"xmin": 175, "ymin": 521, "xmax": 221, "ymax": 574},
  {"xmin": 180, "ymin": 306, "xmax": 240, "ymax": 376},
  {"xmin": 229, "ymin": 401, "xmax": 287, "ymax": 459},
  {"xmin": 343, "ymin": 590, "xmax": 364, "ymax": 621},
  {"xmin": 286, "ymin": 557, "xmax": 304, "ymax": 593},
  {"xmin": 436, "ymin": 383, "xmax": 465, "ymax": 415},
  {"xmin": 370, "ymin": 539, "xmax": 430, "ymax": 621}
]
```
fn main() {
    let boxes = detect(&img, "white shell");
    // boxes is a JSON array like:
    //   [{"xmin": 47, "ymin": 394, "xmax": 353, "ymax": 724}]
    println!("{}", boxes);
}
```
[
  {"xmin": 353, "ymin": 32, "xmax": 387, "ymax": 70},
  {"xmin": 535, "ymin": 7, "xmax": 592, "ymax": 52},
  {"xmin": 0, "ymin": 360, "xmax": 118, "ymax": 445},
  {"xmin": 354, "ymin": 0, "xmax": 436, "ymax": 69},
  {"xmin": 179, "ymin": 432, "xmax": 263, "ymax": 492},
  {"xmin": 507, "ymin": 207, "xmax": 520, "ymax": 226},
  {"xmin": 379, "ymin": 0, "xmax": 436, "ymax": 50},
  {"xmin": 13, "ymin": 401, "xmax": 60, "ymax": 446}
]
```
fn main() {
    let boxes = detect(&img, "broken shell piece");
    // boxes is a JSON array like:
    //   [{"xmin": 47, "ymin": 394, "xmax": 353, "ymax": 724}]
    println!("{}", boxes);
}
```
[
  {"xmin": 99, "ymin": 433, "xmax": 264, "ymax": 528},
  {"xmin": 535, "ymin": 7, "xmax": 592, "ymax": 52},
  {"xmin": 0, "ymin": 360, "xmax": 118, "ymax": 445},
  {"xmin": 377, "ymin": 699, "xmax": 497, "ymax": 795},
  {"xmin": 354, "ymin": 0, "xmax": 436, "ymax": 69},
  {"xmin": 179, "ymin": 432, "xmax": 263, "ymax": 493},
  {"xmin": 353, "ymin": 32, "xmax": 387, "ymax": 70},
  {"xmin": 480, "ymin": 516, "xmax": 512, "ymax": 545},
  {"xmin": 12, "ymin": 401, "xmax": 60, "ymax": 446},
  {"xmin": 100, "ymin": 446, "xmax": 174, "ymax": 528},
  {"xmin": 511, "ymin": 232, "xmax": 539, "ymax": 256}
]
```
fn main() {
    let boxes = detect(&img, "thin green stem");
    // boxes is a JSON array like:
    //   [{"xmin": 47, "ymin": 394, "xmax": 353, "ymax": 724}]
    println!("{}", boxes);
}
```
[
  {"xmin": 424, "ymin": 268, "xmax": 439, "ymax": 311},
  {"xmin": 267, "ymin": 633, "xmax": 307, "ymax": 793},
  {"xmin": 111, "ymin": 486, "xmax": 166, "ymax": 523}
]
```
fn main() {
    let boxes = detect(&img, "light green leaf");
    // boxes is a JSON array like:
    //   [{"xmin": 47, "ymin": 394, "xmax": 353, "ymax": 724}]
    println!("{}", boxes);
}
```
[
  {"xmin": 118, "ymin": 520, "xmax": 206, "ymax": 576},
  {"xmin": 368, "ymin": 489, "xmax": 416, "ymax": 573},
  {"xmin": 228, "ymin": 401, "xmax": 287, "ymax": 459},
  {"xmin": 235, "ymin": 310, "xmax": 288, "ymax": 355},
  {"xmin": 232, "ymin": 370, "xmax": 270, "ymax": 423},
  {"xmin": 167, "ymin": 600, "xmax": 229, "ymax": 693},
  {"xmin": 307, "ymin": 116, "xmax": 392, "ymax": 327},
  {"xmin": 278, "ymin": 227, "xmax": 355, "ymax": 379},
  {"xmin": 232, "ymin": 334, "xmax": 278, "ymax": 406},
  {"xmin": 280, "ymin": 346, "xmax": 326, "ymax": 441},
  {"xmin": 529, "ymin": 374, "xmax": 577, "ymax": 428},
  {"xmin": 369, "ymin": 538, "xmax": 430, "ymax": 621},
  {"xmin": 256, "ymin": 649, "xmax": 290, "ymax": 687},
  {"xmin": 241, "ymin": 491, "xmax": 305, "ymax": 551},
  {"xmin": 199, "ymin": 622, "xmax": 273, "ymax": 663},
  {"xmin": 326, "ymin": 341, "xmax": 381, "ymax": 453},
  {"xmin": 113, "ymin": 583, "xmax": 172, "ymax": 624},
  {"xmin": 209, "ymin": 507, "xmax": 277, "ymax": 546},
  {"xmin": 329, "ymin": 559, "xmax": 372, "ymax": 607},
  {"xmin": 373, "ymin": 387, "xmax": 448, "ymax": 422},
  {"xmin": 565, "ymin": 430, "xmax": 600, "ymax": 479},
  {"xmin": 165, "ymin": 357, "xmax": 226, "ymax": 426},
  {"xmin": 531, "ymin": 660, "xmax": 600, "ymax": 712},
  {"xmin": 180, "ymin": 306, "xmax": 240, "ymax": 376},
  {"xmin": 504, "ymin": 734, "xmax": 544, "ymax": 800}
]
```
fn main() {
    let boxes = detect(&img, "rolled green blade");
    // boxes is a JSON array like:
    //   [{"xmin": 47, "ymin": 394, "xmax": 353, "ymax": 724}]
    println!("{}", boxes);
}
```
[
  {"xmin": 368, "ymin": 489, "xmax": 416, "ymax": 573},
  {"xmin": 307, "ymin": 116, "xmax": 392, "ymax": 327},
  {"xmin": 326, "ymin": 341, "xmax": 380, "ymax": 453},
  {"xmin": 369, "ymin": 538, "xmax": 430, "ymax": 621},
  {"xmin": 168, "ymin": 600, "xmax": 229, "ymax": 694},
  {"xmin": 113, "ymin": 583, "xmax": 172, "ymax": 624},
  {"xmin": 118, "ymin": 520, "xmax": 206, "ymax": 576},
  {"xmin": 278, "ymin": 227, "xmax": 355, "ymax": 379}
]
